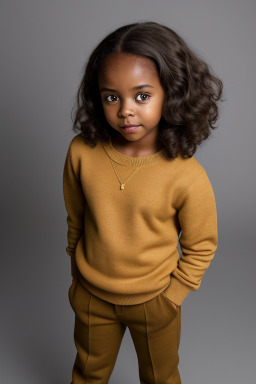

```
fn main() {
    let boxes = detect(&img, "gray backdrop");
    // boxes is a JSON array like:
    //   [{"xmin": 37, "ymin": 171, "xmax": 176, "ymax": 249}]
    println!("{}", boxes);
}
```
[{"xmin": 1, "ymin": 0, "xmax": 255, "ymax": 383}]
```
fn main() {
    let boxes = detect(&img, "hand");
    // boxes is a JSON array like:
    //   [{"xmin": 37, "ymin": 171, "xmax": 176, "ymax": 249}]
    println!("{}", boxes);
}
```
[
  {"xmin": 170, "ymin": 301, "xmax": 178, "ymax": 309},
  {"xmin": 162, "ymin": 291, "xmax": 179, "ymax": 309},
  {"xmin": 165, "ymin": 296, "xmax": 178, "ymax": 309}
]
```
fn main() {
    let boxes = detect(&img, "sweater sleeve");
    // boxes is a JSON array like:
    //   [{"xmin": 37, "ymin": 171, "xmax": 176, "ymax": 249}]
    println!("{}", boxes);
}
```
[
  {"xmin": 164, "ymin": 169, "xmax": 218, "ymax": 306},
  {"xmin": 63, "ymin": 143, "xmax": 86, "ymax": 278}
]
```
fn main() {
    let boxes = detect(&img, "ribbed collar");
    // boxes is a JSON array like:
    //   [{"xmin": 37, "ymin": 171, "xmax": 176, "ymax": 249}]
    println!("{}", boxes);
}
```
[{"xmin": 101, "ymin": 137, "xmax": 166, "ymax": 167}]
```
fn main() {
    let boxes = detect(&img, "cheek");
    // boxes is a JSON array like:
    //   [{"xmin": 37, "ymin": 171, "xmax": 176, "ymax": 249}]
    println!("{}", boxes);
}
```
[
  {"xmin": 143, "ymin": 102, "xmax": 163, "ymax": 120},
  {"xmin": 102, "ymin": 105, "xmax": 112, "ymax": 117},
  {"xmin": 154, "ymin": 99, "xmax": 165, "ymax": 118},
  {"xmin": 102, "ymin": 106, "xmax": 116, "ymax": 124}
]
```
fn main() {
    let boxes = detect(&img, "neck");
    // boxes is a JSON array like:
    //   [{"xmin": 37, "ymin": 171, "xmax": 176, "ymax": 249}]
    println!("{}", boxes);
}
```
[{"xmin": 111, "ymin": 133, "xmax": 162, "ymax": 157}]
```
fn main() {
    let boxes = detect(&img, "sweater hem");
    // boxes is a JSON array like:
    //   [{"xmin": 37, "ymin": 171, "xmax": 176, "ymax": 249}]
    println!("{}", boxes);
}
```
[{"xmin": 78, "ymin": 275, "xmax": 171, "ymax": 305}]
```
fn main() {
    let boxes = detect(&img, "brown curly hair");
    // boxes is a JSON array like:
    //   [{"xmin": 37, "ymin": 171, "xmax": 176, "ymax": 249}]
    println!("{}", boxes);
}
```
[{"xmin": 71, "ymin": 21, "xmax": 224, "ymax": 159}]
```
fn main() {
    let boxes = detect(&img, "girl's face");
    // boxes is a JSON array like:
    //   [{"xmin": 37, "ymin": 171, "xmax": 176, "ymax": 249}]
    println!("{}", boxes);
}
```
[{"xmin": 97, "ymin": 53, "xmax": 165, "ymax": 151}]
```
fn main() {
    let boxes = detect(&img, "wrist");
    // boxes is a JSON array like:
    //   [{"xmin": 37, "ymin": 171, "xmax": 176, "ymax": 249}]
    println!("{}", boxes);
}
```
[{"xmin": 163, "ymin": 292, "xmax": 179, "ymax": 308}]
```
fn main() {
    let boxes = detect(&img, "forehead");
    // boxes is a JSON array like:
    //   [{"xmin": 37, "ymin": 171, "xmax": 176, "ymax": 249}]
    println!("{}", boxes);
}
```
[{"xmin": 97, "ymin": 53, "xmax": 160, "ymax": 85}]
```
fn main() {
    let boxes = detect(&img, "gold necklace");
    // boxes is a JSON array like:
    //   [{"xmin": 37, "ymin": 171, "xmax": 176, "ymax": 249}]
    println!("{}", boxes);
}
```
[{"xmin": 109, "ymin": 158, "xmax": 141, "ymax": 191}]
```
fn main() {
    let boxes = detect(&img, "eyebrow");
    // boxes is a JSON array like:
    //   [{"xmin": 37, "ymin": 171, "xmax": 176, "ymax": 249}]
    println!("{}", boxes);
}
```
[{"xmin": 100, "ymin": 84, "xmax": 154, "ymax": 93}]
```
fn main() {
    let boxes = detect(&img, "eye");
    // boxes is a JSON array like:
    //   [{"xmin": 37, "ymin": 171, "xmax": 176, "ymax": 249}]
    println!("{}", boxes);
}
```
[
  {"xmin": 104, "ymin": 94, "xmax": 119, "ymax": 103},
  {"xmin": 136, "ymin": 93, "xmax": 150, "ymax": 102}
]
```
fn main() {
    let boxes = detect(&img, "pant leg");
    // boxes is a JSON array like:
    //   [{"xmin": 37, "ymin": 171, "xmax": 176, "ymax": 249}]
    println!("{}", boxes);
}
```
[
  {"xmin": 116, "ymin": 291, "xmax": 182, "ymax": 384},
  {"xmin": 68, "ymin": 278, "xmax": 126, "ymax": 384}
]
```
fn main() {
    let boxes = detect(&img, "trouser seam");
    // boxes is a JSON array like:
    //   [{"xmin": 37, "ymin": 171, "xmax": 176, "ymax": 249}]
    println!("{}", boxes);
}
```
[
  {"xmin": 84, "ymin": 293, "xmax": 92, "ymax": 383},
  {"xmin": 144, "ymin": 302, "xmax": 156, "ymax": 384}
]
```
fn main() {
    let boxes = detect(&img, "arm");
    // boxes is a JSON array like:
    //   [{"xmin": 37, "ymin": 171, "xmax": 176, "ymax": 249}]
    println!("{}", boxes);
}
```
[
  {"xmin": 164, "ymin": 169, "xmax": 218, "ymax": 306},
  {"xmin": 63, "ymin": 143, "xmax": 86, "ymax": 278}
]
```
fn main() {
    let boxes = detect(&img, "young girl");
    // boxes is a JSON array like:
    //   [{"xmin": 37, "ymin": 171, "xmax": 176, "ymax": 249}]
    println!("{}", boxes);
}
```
[{"xmin": 63, "ymin": 21, "xmax": 223, "ymax": 384}]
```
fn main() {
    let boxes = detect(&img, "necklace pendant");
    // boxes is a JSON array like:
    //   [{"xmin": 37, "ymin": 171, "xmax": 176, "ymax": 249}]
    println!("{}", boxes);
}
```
[{"xmin": 120, "ymin": 183, "xmax": 125, "ymax": 191}]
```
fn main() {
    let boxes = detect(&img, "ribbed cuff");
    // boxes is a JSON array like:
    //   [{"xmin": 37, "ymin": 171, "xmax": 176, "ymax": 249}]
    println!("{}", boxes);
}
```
[
  {"xmin": 66, "ymin": 248, "xmax": 80, "ymax": 278},
  {"xmin": 163, "ymin": 276, "xmax": 191, "ymax": 306},
  {"xmin": 71, "ymin": 255, "xmax": 80, "ymax": 279},
  {"xmin": 67, "ymin": 253, "xmax": 79, "ymax": 279}
]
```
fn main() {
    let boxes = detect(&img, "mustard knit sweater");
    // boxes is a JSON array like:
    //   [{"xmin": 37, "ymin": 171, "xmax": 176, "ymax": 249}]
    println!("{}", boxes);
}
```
[{"xmin": 63, "ymin": 134, "xmax": 218, "ymax": 306}]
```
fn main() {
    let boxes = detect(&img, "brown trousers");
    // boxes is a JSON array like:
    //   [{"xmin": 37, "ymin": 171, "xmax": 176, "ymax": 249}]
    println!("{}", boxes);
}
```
[{"xmin": 68, "ymin": 277, "xmax": 181, "ymax": 384}]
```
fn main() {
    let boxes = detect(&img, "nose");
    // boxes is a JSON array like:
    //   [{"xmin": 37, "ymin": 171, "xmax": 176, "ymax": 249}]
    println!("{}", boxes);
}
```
[{"xmin": 118, "ymin": 100, "xmax": 135, "ymax": 117}]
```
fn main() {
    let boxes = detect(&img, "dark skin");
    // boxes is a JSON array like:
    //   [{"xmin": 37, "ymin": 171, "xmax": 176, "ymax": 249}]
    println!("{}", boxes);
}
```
[
  {"xmin": 98, "ymin": 52, "xmax": 164, "ymax": 157},
  {"xmin": 98, "ymin": 52, "xmax": 178, "ymax": 309}
]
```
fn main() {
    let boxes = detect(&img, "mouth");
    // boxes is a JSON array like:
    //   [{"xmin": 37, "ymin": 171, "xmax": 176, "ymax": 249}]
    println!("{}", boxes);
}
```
[{"xmin": 120, "ymin": 124, "xmax": 141, "ymax": 132}]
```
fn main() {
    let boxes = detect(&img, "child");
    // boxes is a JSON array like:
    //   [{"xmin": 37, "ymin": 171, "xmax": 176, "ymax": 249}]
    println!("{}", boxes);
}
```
[{"xmin": 63, "ymin": 21, "xmax": 223, "ymax": 384}]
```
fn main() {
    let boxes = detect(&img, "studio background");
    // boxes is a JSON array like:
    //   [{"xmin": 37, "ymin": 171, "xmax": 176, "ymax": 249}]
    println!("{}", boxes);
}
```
[{"xmin": 1, "ymin": 0, "xmax": 255, "ymax": 383}]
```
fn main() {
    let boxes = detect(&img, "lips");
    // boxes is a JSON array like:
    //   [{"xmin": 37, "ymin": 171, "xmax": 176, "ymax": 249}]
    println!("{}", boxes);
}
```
[
  {"xmin": 120, "ymin": 125, "xmax": 141, "ymax": 133},
  {"xmin": 121, "ymin": 124, "xmax": 140, "ymax": 128}
]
